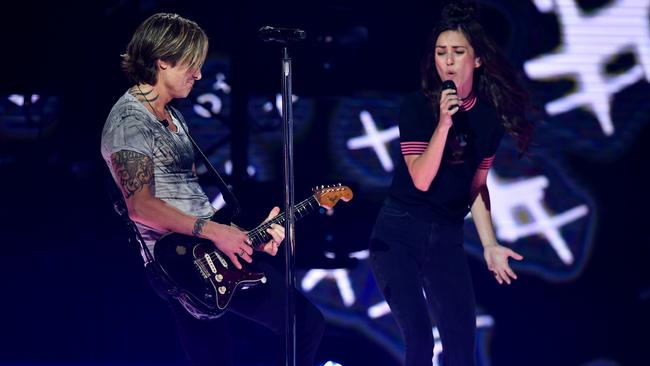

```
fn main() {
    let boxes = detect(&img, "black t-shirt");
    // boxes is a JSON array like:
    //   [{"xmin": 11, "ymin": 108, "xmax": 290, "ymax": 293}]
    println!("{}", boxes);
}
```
[{"xmin": 388, "ymin": 90, "xmax": 504, "ymax": 223}]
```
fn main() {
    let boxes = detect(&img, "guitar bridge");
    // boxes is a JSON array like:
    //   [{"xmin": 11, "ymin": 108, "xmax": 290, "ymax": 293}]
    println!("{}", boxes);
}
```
[{"xmin": 194, "ymin": 260, "xmax": 210, "ymax": 279}]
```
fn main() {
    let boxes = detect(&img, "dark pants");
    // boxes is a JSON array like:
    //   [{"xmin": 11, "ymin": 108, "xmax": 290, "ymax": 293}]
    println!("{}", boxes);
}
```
[
  {"xmin": 369, "ymin": 199, "xmax": 476, "ymax": 366},
  {"xmin": 167, "ymin": 256, "xmax": 325, "ymax": 366}
]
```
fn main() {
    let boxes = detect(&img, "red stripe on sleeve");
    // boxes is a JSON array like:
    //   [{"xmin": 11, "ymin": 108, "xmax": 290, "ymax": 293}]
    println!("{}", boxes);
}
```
[
  {"xmin": 477, "ymin": 155, "xmax": 495, "ymax": 170},
  {"xmin": 401, "ymin": 141, "xmax": 428, "ymax": 155}
]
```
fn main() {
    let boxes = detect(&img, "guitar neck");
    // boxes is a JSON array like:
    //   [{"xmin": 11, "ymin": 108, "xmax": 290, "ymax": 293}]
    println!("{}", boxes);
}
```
[{"xmin": 247, "ymin": 195, "xmax": 319, "ymax": 248}]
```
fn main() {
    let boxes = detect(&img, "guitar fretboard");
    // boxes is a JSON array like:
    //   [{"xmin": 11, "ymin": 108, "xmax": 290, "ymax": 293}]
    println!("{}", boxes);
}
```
[{"xmin": 247, "ymin": 195, "xmax": 319, "ymax": 248}]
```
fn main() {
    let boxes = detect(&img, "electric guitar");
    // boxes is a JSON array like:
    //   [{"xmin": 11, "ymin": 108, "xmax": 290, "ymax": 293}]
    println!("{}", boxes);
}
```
[{"xmin": 152, "ymin": 184, "xmax": 353, "ymax": 319}]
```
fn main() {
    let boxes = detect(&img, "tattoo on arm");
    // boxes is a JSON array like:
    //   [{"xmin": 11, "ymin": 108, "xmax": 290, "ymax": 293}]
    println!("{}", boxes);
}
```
[
  {"xmin": 111, "ymin": 150, "xmax": 154, "ymax": 198},
  {"xmin": 192, "ymin": 218, "xmax": 207, "ymax": 237}
]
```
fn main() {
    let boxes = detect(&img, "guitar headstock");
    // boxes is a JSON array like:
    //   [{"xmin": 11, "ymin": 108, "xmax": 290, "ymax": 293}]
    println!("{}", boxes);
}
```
[{"xmin": 312, "ymin": 184, "xmax": 353, "ymax": 209}]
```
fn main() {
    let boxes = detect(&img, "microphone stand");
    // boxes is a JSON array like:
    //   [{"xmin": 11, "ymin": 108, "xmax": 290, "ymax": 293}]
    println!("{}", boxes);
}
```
[
  {"xmin": 260, "ymin": 26, "xmax": 305, "ymax": 366},
  {"xmin": 280, "ymin": 45, "xmax": 297, "ymax": 366}
]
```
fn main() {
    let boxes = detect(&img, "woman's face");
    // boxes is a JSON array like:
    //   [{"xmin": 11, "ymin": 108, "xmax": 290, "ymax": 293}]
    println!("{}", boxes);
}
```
[{"xmin": 434, "ymin": 30, "xmax": 481, "ymax": 98}]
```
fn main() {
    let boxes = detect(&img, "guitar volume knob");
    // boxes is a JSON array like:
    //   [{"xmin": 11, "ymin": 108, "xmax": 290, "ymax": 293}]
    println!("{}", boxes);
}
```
[
  {"xmin": 215, "ymin": 274, "xmax": 223, "ymax": 282},
  {"xmin": 218, "ymin": 286, "xmax": 226, "ymax": 295}
]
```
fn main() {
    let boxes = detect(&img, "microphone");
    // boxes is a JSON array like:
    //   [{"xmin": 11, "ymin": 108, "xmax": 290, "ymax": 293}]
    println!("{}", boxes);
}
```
[
  {"xmin": 441, "ymin": 80, "xmax": 466, "ymax": 147},
  {"xmin": 442, "ymin": 80, "xmax": 458, "ymax": 111},
  {"xmin": 259, "ymin": 26, "xmax": 307, "ymax": 44}
]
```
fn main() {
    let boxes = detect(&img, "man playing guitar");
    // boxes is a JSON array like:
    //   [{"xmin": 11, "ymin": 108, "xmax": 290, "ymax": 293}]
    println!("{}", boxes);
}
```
[{"xmin": 101, "ymin": 13, "xmax": 324, "ymax": 366}]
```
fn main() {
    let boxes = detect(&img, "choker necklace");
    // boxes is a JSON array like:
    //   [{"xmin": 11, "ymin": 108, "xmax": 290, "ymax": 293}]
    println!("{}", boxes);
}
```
[{"xmin": 136, "ymin": 85, "xmax": 169, "ymax": 128}]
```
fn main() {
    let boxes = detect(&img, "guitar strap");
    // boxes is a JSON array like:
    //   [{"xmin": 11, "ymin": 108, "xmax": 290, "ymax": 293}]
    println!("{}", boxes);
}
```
[{"xmin": 169, "ymin": 106, "xmax": 241, "ymax": 217}]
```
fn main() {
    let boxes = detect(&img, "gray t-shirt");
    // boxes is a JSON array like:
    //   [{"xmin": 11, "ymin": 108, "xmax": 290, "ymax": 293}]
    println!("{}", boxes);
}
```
[{"xmin": 101, "ymin": 91, "xmax": 215, "ymax": 253}]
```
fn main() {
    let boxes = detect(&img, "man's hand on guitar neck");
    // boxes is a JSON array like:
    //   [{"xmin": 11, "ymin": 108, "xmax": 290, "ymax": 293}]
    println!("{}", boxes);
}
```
[{"xmin": 257, "ymin": 207, "xmax": 285, "ymax": 256}]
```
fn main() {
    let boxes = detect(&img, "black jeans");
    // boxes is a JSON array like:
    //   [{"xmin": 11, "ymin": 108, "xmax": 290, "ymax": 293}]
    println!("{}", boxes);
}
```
[
  {"xmin": 369, "ymin": 199, "xmax": 476, "ymax": 366},
  {"xmin": 167, "ymin": 256, "xmax": 325, "ymax": 366}
]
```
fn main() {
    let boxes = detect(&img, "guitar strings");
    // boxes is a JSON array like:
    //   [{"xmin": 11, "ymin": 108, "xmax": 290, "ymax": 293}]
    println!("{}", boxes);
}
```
[{"xmin": 248, "ymin": 196, "xmax": 317, "ymax": 246}]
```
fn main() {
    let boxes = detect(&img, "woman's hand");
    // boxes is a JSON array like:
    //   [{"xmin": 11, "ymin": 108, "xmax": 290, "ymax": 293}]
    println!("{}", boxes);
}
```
[
  {"xmin": 439, "ymin": 88, "xmax": 460, "ymax": 128},
  {"xmin": 257, "ymin": 207, "xmax": 285, "ymax": 256},
  {"xmin": 483, "ymin": 244, "xmax": 523, "ymax": 285}
]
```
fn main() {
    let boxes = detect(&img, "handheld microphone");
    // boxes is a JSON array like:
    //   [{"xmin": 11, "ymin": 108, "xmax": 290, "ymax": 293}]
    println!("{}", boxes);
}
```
[
  {"xmin": 259, "ymin": 26, "xmax": 307, "ymax": 44},
  {"xmin": 442, "ymin": 80, "xmax": 459, "ymax": 111},
  {"xmin": 441, "ymin": 80, "xmax": 466, "ymax": 147}
]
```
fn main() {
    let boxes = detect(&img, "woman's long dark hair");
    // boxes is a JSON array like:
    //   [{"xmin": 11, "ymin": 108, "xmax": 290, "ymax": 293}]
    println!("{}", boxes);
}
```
[{"xmin": 421, "ymin": 1, "xmax": 533, "ymax": 154}]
